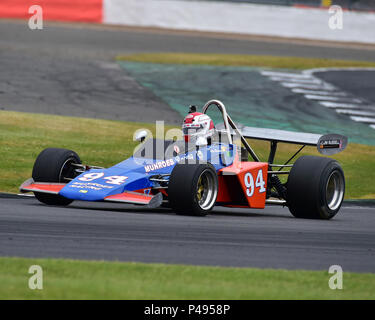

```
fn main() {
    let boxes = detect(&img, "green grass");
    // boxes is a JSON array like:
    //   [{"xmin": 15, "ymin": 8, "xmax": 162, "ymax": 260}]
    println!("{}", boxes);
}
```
[
  {"xmin": 0, "ymin": 111, "xmax": 157, "ymax": 193},
  {"xmin": 0, "ymin": 110, "xmax": 374, "ymax": 198},
  {"xmin": 117, "ymin": 53, "xmax": 375, "ymax": 69},
  {"xmin": 0, "ymin": 257, "xmax": 374, "ymax": 299}
]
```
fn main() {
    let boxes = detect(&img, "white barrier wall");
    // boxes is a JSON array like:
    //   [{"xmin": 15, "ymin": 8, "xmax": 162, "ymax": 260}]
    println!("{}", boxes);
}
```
[{"xmin": 103, "ymin": 0, "xmax": 375, "ymax": 44}]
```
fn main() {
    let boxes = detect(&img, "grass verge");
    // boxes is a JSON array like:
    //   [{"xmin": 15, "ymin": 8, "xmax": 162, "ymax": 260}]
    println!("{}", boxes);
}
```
[
  {"xmin": 0, "ymin": 257, "xmax": 374, "ymax": 299},
  {"xmin": 0, "ymin": 110, "xmax": 374, "ymax": 198},
  {"xmin": 0, "ymin": 111, "xmax": 156, "ymax": 193},
  {"xmin": 117, "ymin": 53, "xmax": 375, "ymax": 69}
]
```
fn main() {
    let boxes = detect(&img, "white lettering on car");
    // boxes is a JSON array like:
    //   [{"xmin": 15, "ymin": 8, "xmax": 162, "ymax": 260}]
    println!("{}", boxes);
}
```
[{"xmin": 144, "ymin": 159, "xmax": 175, "ymax": 173}]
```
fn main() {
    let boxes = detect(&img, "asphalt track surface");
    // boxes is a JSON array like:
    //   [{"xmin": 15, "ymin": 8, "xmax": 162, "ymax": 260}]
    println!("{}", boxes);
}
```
[
  {"xmin": 1, "ymin": 196, "xmax": 374, "ymax": 273},
  {"xmin": 315, "ymin": 70, "xmax": 375, "ymax": 104}
]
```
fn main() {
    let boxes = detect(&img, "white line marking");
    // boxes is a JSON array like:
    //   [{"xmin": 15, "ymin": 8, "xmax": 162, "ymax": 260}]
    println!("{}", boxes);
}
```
[
  {"xmin": 270, "ymin": 77, "xmax": 322, "ymax": 84},
  {"xmin": 303, "ymin": 67, "xmax": 375, "ymax": 76},
  {"xmin": 350, "ymin": 116, "xmax": 375, "ymax": 124},
  {"xmin": 270, "ymin": 68, "xmax": 375, "ymax": 128},
  {"xmin": 261, "ymin": 71, "xmax": 312, "ymax": 79},
  {"xmin": 281, "ymin": 82, "xmax": 335, "ymax": 90},
  {"xmin": 319, "ymin": 101, "xmax": 365, "ymax": 109},
  {"xmin": 305, "ymin": 95, "xmax": 362, "ymax": 103},
  {"xmin": 336, "ymin": 109, "xmax": 375, "ymax": 116},
  {"xmin": 98, "ymin": 62, "xmax": 121, "ymax": 70},
  {"xmin": 292, "ymin": 88, "xmax": 347, "ymax": 96}
]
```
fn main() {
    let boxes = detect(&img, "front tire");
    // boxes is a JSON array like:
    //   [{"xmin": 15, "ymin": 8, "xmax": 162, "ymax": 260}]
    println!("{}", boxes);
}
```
[
  {"xmin": 287, "ymin": 156, "xmax": 345, "ymax": 220},
  {"xmin": 168, "ymin": 163, "xmax": 218, "ymax": 216},
  {"xmin": 32, "ymin": 148, "xmax": 81, "ymax": 206}
]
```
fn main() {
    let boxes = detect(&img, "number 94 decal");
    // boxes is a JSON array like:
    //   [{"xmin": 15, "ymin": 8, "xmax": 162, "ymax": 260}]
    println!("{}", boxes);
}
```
[
  {"xmin": 78, "ymin": 172, "xmax": 128, "ymax": 185},
  {"xmin": 244, "ymin": 169, "xmax": 266, "ymax": 197}
]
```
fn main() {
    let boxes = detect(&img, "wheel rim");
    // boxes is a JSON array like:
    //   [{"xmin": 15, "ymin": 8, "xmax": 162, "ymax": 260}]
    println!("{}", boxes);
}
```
[
  {"xmin": 196, "ymin": 169, "xmax": 218, "ymax": 210},
  {"xmin": 325, "ymin": 170, "xmax": 345, "ymax": 211}
]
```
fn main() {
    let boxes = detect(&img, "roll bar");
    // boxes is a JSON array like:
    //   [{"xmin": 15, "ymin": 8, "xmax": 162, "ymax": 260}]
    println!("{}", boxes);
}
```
[{"xmin": 202, "ymin": 100, "xmax": 260, "ymax": 162}]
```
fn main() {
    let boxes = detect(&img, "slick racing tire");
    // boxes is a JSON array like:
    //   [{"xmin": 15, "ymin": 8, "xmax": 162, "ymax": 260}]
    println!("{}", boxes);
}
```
[
  {"xmin": 168, "ymin": 163, "xmax": 218, "ymax": 216},
  {"xmin": 32, "ymin": 148, "xmax": 81, "ymax": 206},
  {"xmin": 287, "ymin": 156, "xmax": 345, "ymax": 220}
]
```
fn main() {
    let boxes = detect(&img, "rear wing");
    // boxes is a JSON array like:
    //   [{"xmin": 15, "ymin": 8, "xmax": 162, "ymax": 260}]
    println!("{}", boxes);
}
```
[
  {"xmin": 240, "ymin": 126, "xmax": 321, "ymax": 146},
  {"xmin": 202, "ymin": 100, "xmax": 348, "ymax": 158},
  {"xmin": 240, "ymin": 126, "xmax": 348, "ymax": 155}
]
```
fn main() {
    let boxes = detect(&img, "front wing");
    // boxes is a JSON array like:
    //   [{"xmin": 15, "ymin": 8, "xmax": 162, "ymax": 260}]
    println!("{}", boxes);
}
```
[{"xmin": 20, "ymin": 178, "xmax": 162, "ymax": 207}]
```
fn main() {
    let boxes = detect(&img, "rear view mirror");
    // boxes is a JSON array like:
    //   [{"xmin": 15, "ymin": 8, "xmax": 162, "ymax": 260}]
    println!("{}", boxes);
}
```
[{"xmin": 135, "ymin": 130, "xmax": 148, "ymax": 143}]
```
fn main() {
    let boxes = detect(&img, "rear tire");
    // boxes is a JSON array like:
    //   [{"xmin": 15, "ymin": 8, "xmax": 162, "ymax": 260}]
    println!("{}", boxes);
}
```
[
  {"xmin": 168, "ymin": 163, "xmax": 218, "ymax": 216},
  {"xmin": 287, "ymin": 155, "xmax": 345, "ymax": 220},
  {"xmin": 32, "ymin": 148, "xmax": 81, "ymax": 206}
]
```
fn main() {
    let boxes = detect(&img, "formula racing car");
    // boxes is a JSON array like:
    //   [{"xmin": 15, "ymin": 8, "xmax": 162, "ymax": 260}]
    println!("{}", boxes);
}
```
[{"xmin": 20, "ymin": 100, "xmax": 347, "ymax": 219}]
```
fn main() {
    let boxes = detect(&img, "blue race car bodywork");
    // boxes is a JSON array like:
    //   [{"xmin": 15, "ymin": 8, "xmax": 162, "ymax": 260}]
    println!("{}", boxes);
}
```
[
  {"xmin": 58, "ymin": 142, "xmax": 234, "ymax": 202},
  {"xmin": 21, "ymin": 139, "xmax": 238, "ymax": 208}
]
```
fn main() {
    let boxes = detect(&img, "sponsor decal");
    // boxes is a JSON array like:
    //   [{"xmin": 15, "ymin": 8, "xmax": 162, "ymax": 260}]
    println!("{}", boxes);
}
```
[
  {"xmin": 144, "ymin": 154, "xmax": 195, "ymax": 173},
  {"xmin": 209, "ymin": 145, "xmax": 227, "ymax": 153},
  {"xmin": 183, "ymin": 124, "xmax": 200, "ymax": 129},
  {"xmin": 319, "ymin": 139, "xmax": 341, "ymax": 149},
  {"xmin": 317, "ymin": 134, "xmax": 347, "ymax": 155},
  {"xmin": 69, "ymin": 182, "xmax": 114, "ymax": 191},
  {"xmin": 177, "ymin": 154, "xmax": 194, "ymax": 162},
  {"xmin": 209, "ymin": 147, "xmax": 221, "ymax": 153},
  {"xmin": 144, "ymin": 159, "xmax": 175, "ymax": 173}
]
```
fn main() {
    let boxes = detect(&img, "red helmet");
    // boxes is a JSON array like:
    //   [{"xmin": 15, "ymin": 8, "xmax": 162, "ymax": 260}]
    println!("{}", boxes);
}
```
[{"xmin": 182, "ymin": 112, "xmax": 215, "ymax": 143}]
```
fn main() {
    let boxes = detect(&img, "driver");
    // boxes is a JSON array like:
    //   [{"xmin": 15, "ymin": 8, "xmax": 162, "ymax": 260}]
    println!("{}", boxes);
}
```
[{"xmin": 182, "ymin": 105, "xmax": 215, "ymax": 146}]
